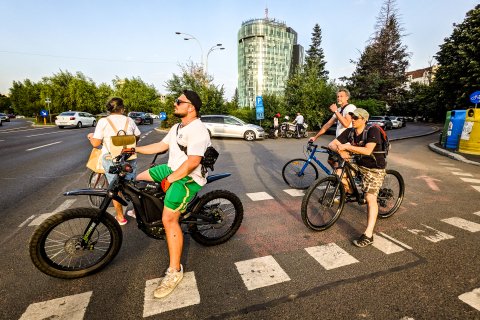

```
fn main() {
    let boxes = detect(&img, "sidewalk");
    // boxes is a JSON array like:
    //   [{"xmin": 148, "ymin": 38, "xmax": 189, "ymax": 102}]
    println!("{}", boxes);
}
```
[{"xmin": 428, "ymin": 142, "xmax": 480, "ymax": 167}]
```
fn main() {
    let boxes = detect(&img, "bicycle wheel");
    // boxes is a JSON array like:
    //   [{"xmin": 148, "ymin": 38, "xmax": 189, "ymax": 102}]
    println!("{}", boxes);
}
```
[
  {"xmin": 301, "ymin": 176, "xmax": 345, "ymax": 231},
  {"xmin": 29, "ymin": 208, "xmax": 122, "ymax": 279},
  {"xmin": 190, "ymin": 190, "xmax": 243, "ymax": 246},
  {"xmin": 282, "ymin": 158, "xmax": 319, "ymax": 189},
  {"xmin": 377, "ymin": 169, "xmax": 405, "ymax": 218},
  {"xmin": 88, "ymin": 171, "xmax": 108, "ymax": 207}
]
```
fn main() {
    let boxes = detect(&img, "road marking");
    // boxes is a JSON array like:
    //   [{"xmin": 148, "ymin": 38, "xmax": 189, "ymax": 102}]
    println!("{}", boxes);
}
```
[
  {"xmin": 474, "ymin": 211, "xmax": 480, "ymax": 217},
  {"xmin": 451, "ymin": 171, "xmax": 473, "ymax": 177},
  {"xmin": 235, "ymin": 255, "xmax": 291, "ymax": 290},
  {"xmin": 458, "ymin": 287, "xmax": 480, "ymax": 311},
  {"xmin": 143, "ymin": 272, "xmax": 200, "ymax": 317},
  {"xmin": 305, "ymin": 243, "xmax": 359, "ymax": 270},
  {"xmin": 26, "ymin": 131, "xmax": 64, "ymax": 137},
  {"xmin": 407, "ymin": 224, "xmax": 454, "ymax": 242},
  {"xmin": 472, "ymin": 186, "xmax": 480, "ymax": 193},
  {"xmin": 415, "ymin": 175, "xmax": 441, "ymax": 191},
  {"xmin": 459, "ymin": 177, "xmax": 480, "ymax": 184},
  {"xmin": 19, "ymin": 291, "xmax": 92, "ymax": 320},
  {"xmin": 441, "ymin": 217, "xmax": 480, "ymax": 232},
  {"xmin": 26, "ymin": 141, "xmax": 62, "ymax": 151},
  {"xmin": 444, "ymin": 167, "xmax": 462, "ymax": 171},
  {"xmin": 438, "ymin": 163, "xmax": 455, "ymax": 166},
  {"xmin": 246, "ymin": 192, "xmax": 274, "ymax": 201},
  {"xmin": 283, "ymin": 189, "xmax": 305, "ymax": 197},
  {"xmin": 0, "ymin": 127, "xmax": 49, "ymax": 134},
  {"xmin": 372, "ymin": 234, "xmax": 405, "ymax": 254},
  {"xmin": 18, "ymin": 215, "xmax": 36, "ymax": 228},
  {"xmin": 29, "ymin": 199, "xmax": 76, "ymax": 226},
  {"xmin": 378, "ymin": 232, "xmax": 413, "ymax": 250}
]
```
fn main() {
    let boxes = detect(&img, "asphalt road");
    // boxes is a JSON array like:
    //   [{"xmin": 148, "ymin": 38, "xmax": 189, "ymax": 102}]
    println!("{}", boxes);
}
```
[{"xmin": 1, "ymin": 121, "xmax": 480, "ymax": 320}]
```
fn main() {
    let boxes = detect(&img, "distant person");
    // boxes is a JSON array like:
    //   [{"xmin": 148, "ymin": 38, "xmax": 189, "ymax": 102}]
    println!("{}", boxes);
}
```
[
  {"xmin": 293, "ymin": 112, "xmax": 304, "ymax": 138},
  {"xmin": 273, "ymin": 113, "xmax": 280, "ymax": 138},
  {"xmin": 87, "ymin": 97, "xmax": 141, "ymax": 225}
]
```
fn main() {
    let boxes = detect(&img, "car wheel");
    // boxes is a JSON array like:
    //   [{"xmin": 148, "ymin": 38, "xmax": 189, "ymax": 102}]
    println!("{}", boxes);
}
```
[
  {"xmin": 244, "ymin": 130, "xmax": 255, "ymax": 141},
  {"xmin": 58, "ymin": 126, "xmax": 64, "ymax": 129},
  {"xmin": 76, "ymin": 122, "xmax": 82, "ymax": 128},
  {"xmin": 92, "ymin": 120, "xmax": 96, "ymax": 127},
  {"xmin": 207, "ymin": 129, "xmax": 212, "ymax": 138}
]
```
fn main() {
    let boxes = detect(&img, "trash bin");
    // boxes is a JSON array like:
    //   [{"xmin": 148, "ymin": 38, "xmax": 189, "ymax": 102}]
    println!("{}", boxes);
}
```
[
  {"xmin": 445, "ymin": 110, "xmax": 466, "ymax": 150},
  {"xmin": 441, "ymin": 111, "xmax": 451, "ymax": 147},
  {"xmin": 459, "ymin": 108, "xmax": 480, "ymax": 155}
]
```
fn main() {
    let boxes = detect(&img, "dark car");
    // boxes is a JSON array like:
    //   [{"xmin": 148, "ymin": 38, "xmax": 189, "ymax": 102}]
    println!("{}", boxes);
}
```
[
  {"xmin": 0, "ymin": 113, "xmax": 10, "ymax": 122},
  {"xmin": 128, "ymin": 112, "xmax": 153, "ymax": 125},
  {"xmin": 367, "ymin": 116, "xmax": 393, "ymax": 130}
]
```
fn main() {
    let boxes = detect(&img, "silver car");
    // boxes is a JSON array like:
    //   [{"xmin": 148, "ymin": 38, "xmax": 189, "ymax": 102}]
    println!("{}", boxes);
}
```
[
  {"xmin": 55, "ymin": 111, "xmax": 97, "ymax": 128},
  {"xmin": 200, "ymin": 115, "xmax": 264, "ymax": 141}
]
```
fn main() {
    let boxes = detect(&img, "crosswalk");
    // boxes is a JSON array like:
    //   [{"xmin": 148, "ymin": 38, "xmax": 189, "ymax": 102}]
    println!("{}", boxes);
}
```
[{"xmin": 17, "ymin": 157, "xmax": 480, "ymax": 318}]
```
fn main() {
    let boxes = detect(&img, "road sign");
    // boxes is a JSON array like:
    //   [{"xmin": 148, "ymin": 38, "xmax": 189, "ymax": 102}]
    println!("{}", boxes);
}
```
[
  {"xmin": 40, "ymin": 109, "xmax": 49, "ymax": 117},
  {"xmin": 469, "ymin": 91, "xmax": 480, "ymax": 104},
  {"xmin": 159, "ymin": 112, "xmax": 167, "ymax": 120},
  {"xmin": 255, "ymin": 96, "xmax": 264, "ymax": 120}
]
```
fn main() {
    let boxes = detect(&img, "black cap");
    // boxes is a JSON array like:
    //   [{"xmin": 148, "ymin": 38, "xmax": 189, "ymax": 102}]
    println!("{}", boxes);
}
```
[{"xmin": 183, "ymin": 90, "xmax": 202, "ymax": 112}]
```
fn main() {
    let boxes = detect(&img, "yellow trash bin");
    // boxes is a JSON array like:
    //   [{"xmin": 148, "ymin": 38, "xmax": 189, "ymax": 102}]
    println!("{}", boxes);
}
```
[{"xmin": 459, "ymin": 108, "xmax": 480, "ymax": 155}]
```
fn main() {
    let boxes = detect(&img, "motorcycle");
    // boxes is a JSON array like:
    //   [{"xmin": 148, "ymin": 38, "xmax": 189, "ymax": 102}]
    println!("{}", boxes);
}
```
[
  {"xmin": 29, "ymin": 151, "xmax": 244, "ymax": 279},
  {"xmin": 280, "ymin": 121, "xmax": 309, "ymax": 138}
]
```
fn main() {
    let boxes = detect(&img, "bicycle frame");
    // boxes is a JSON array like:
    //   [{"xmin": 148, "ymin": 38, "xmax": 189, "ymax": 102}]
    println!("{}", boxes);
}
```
[{"xmin": 301, "ymin": 144, "xmax": 331, "ymax": 176}]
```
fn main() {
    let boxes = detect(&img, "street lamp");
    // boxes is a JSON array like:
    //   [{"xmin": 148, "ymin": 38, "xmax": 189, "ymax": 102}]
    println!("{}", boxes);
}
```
[
  {"xmin": 205, "ymin": 44, "xmax": 225, "ymax": 75},
  {"xmin": 175, "ymin": 31, "xmax": 204, "ymax": 67}
]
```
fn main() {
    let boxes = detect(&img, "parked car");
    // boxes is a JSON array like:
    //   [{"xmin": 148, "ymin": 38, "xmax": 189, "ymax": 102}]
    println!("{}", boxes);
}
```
[
  {"xmin": 0, "ymin": 113, "xmax": 10, "ymax": 122},
  {"xmin": 55, "ymin": 111, "xmax": 97, "ymax": 128},
  {"xmin": 389, "ymin": 116, "xmax": 406, "ymax": 128},
  {"xmin": 147, "ymin": 113, "xmax": 159, "ymax": 119},
  {"xmin": 200, "ymin": 115, "xmax": 264, "ymax": 141},
  {"xmin": 128, "ymin": 112, "xmax": 153, "ymax": 125},
  {"xmin": 367, "ymin": 116, "xmax": 393, "ymax": 130}
]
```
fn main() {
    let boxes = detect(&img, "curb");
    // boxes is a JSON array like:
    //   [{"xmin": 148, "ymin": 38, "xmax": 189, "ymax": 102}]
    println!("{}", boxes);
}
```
[{"xmin": 428, "ymin": 143, "xmax": 480, "ymax": 167}]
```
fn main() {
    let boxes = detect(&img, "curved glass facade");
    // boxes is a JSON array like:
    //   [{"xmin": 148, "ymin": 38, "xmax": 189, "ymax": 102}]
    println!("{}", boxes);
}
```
[{"xmin": 238, "ymin": 18, "xmax": 301, "ymax": 108}]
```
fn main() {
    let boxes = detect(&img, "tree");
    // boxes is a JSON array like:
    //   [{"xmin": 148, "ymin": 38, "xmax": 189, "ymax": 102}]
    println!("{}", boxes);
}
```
[
  {"xmin": 9, "ymin": 79, "xmax": 43, "ymax": 117},
  {"xmin": 434, "ymin": 4, "xmax": 480, "ymax": 112},
  {"xmin": 347, "ymin": 0, "xmax": 409, "ymax": 108},
  {"xmin": 0, "ymin": 94, "xmax": 12, "ymax": 113},
  {"xmin": 113, "ymin": 77, "xmax": 161, "ymax": 113},
  {"xmin": 305, "ymin": 24, "xmax": 329, "ymax": 80}
]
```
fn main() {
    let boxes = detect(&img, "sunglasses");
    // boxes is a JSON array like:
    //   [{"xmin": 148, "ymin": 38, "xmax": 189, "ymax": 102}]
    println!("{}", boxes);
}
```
[
  {"xmin": 351, "ymin": 115, "xmax": 364, "ymax": 120},
  {"xmin": 175, "ymin": 98, "xmax": 191, "ymax": 106}
]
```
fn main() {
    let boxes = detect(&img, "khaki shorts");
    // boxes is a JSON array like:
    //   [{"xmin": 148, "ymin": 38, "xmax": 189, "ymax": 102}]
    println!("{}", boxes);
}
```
[{"xmin": 350, "ymin": 163, "xmax": 386, "ymax": 195}]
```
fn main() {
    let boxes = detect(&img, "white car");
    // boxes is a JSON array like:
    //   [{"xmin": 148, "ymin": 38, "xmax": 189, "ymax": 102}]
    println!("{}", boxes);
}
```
[
  {"xmin": 388, "ymin": 116, "xmax": 403, "ymax": 129},
  {"xmin": 55, "ymin": 111, "xmax": 97, "ymax": 128},
  {"xmin": 200, "ymin": 115, "xmax": 264, "ymax": 141},
  {"xmin": 147, "ymin": 113, "xmax": 159, "ymax": 119}
]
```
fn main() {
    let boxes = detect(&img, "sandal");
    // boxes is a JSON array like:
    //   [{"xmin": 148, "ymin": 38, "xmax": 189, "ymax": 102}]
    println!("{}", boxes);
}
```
[
  {"xmin": 116, "ymin": 217, "xmax": 128, "ymax": 226},
  {"xmin": 353, "ymin": 234, "xmax": 373, "ymax": 247}
]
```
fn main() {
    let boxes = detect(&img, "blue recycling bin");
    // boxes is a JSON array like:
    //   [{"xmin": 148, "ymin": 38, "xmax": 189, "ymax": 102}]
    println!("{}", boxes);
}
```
[{"xmin": 445, "ymin": 110, "xmax": 466, "ymax": 150}]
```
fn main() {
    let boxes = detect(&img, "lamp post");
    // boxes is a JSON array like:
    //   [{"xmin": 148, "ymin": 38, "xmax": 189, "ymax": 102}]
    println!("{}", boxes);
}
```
[
  {"xmin": 175, "ymin": 31, "xmax": 204, "ymax": 68},
  {"xmin": 205, "ymin": 44, "xmax": 225, "ymax": 75}
]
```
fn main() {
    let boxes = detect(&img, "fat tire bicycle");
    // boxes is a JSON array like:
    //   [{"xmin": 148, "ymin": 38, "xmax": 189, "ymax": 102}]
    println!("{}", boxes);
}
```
[
  {"xmin": 301, "ymin": 145, "xmax": 405, "ymax": 231},
  {"xmin": 282, "ymin": 142, "xmax": 332, "ymax": 189}
]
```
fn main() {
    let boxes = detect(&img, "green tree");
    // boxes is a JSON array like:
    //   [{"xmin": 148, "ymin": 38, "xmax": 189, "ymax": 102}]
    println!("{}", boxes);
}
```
[
  {"xmin": 113, "ymin": 76, "xmax": 161, "ymax": 113},
  {"xmin": 9, "ymin": 79, "xmax": 43, "ymax": 117},
  {"xmin": 305, "ymin": 23, "xmax": 329, "ymax": 80},
  {"xmin": 0, "ymin": 94, "xmax": 12, "ymax": 113},
  {"xmin": 434, "ymin": 4, "xmax": 480, "ymax": 112}
]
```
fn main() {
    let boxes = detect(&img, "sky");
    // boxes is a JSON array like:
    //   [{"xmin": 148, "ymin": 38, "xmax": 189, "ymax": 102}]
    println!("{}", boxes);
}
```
[{"xmin": 0, "ymin": 0, "xmax": 478, "ymax": 100}]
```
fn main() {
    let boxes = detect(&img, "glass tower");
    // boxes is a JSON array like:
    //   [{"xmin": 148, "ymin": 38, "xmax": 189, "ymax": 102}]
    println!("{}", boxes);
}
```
[{"xmin": 238, "ymin": 18, "xmax": 302, "ymax": 108}]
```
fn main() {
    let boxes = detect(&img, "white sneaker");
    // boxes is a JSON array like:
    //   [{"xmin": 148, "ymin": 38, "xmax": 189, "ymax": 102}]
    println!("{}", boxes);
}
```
[
  {"xmin": 126, "ymin": 209, "xmax": 136, "ymax": 219},
  {"xmin": 154, "ymin": 265, "xmax": 184, "ymax": 299}
]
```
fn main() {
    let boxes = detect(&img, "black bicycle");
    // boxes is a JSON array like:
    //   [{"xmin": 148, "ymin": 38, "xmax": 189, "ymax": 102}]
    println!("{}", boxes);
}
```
[
  {"xmin": 301, "ymin": 145, "xmax": 404, "ymax": 231},
  {"xmin": 29, "ymin": 150, "xmax": 243, "ymax": 279}
]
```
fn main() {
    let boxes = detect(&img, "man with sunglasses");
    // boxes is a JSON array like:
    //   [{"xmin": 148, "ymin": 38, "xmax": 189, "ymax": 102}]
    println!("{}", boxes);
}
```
[
  {"xmin": 133, "ymin": 89, "xmax": 210, "ymax": 298},
  {"xmin": 328, "ymin": 108, "xmax": 387, "ymax": 248}
]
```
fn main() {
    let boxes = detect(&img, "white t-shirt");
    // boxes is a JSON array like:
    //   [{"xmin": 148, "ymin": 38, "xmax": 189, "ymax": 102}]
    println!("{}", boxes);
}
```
[
  {"xmin": 162, "ymin": 119, "xmax": 211, "ymax": 186},
  {"xmin": 333, "ymin": 104, "xmax": 356, "ymax": 137},
  {"xmin": 93, "ymin": 115, "xmax": 141, "ymax": 155},
  {"xmin": 294, "ymin": 114, "xmax": 304, "ymax": 124}
]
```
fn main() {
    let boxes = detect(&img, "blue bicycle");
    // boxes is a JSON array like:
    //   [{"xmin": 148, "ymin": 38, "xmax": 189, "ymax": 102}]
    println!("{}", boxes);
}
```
[{"xmin": 282, "ymin": 142, "xmax": 332, "ymax": 189}]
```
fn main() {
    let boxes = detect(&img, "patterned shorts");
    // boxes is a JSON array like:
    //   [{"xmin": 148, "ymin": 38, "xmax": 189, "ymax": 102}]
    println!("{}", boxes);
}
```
[{"xmin": 350, "ymin": 163, "xmax": 386, "ymax": 195}]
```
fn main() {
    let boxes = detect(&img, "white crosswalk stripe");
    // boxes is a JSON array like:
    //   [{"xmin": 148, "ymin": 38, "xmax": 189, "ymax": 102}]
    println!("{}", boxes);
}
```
[
  {"xmin": 474, "ymin": 211, "xmax": 480, "ymax": 217},
  {"xmin": 246, "ymin": 192, "xmax": 274, "ymax": 201},
  {"xmin": 458, "ymin": 287, "xmax": 480, "ymax": 311},
  {"xmin": 283, "ymin": 189, "xmax": 305, "ymax": 197},
  {"xmin": 20, "ymin": 291, "xmax": 92, "ymax": 320},
  {"xmin": 451, "ymin": 171, "xmax": 473, "ymax": 177},
  {"xmin": 235, "ymin": 255, "xmax": 291, "ymax": 290},
  {"xmin": 28, "ymin": 199, "xmax": 77, "ymax": 226},
  {"xmin": 372, "ymin": 234, "xmax": 405, "ymax": 254},
  {"xmin": 471, "ymin": 185, "xmax": 480, "ymax": 192},
  {"xmin": 143, "ymin": 272, "xmax": 200, "ymax": 317},
  {"xmin": 459, "ymin": 177, "xmax": 480, "ymax": 184},
  {"xmin": 305, "ymin": 243, "xmax": 359, "ymax": 270},
  {"xmin": 441, "ymin": 217, "xmax": 480, "ymax": 232}
]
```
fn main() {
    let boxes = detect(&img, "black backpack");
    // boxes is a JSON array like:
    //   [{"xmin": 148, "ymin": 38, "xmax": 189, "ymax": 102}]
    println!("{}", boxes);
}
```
[{"xmin": 348, "ymin": 124, "xmax": 390, "ymax": 156}]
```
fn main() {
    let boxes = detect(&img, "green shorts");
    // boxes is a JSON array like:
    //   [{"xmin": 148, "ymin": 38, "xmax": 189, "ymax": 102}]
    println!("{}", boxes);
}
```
[{"xmin": 149, "ymin": 164, "xmax": 202, "ymax": 213}]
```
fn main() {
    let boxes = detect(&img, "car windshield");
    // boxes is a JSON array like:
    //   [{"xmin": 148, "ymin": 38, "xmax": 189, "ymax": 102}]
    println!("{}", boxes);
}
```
[
  {"xmin": 130, "ymin": 112, "xmax": 142, "ymax": 116},
  {"xmin": 59, "ymin": 112, "xmax": 75, "ymax": 116},
  {"xmin": 229, "ymin": 116, "xmax": 246, "ymax": 125},
  {"xmin": 370, "ymin": 116, "xmax": 382, "ymax": 120}
]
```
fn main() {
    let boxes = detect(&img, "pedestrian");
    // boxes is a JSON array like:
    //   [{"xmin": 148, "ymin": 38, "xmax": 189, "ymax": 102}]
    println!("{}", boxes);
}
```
[
  {"xmin": 273, "ymin": 113, "xmax": 280, "ymax": 138},
  {"xmin": 327, "ymin": 108, "xmax": 387, "ymax": 248},
  {"xmin": 293, "ymin": 112, "xmax": 304, "ymax": 138},
  {"xmin": 87, "ymin": 97, "xmax": 140, "ymax": 225},
  {"xmin": 134, "ymin": 90, "xmax": 211, "ymax": 298}
]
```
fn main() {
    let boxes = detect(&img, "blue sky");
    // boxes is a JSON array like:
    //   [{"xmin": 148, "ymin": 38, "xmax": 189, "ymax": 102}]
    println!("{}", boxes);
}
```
[{"xmin": 0, "ymin": 0, "xmax": 477, "ymax": 100}]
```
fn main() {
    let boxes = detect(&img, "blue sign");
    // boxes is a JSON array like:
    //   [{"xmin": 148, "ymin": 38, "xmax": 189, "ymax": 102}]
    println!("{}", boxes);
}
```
[
  {"xmin": 255, "ymin": 96, "xmax": 264, "ymax": 120},
  {"xmin": 40, "ymin": 109, "xmax": 49, "ymax": 117},
  {"xmin": 470, "ymin": 91, "xmax": 480, "ymax": 104},
  {"xmin": 159, "ymin": 112, "xmax": 167, "ymax": 120}
]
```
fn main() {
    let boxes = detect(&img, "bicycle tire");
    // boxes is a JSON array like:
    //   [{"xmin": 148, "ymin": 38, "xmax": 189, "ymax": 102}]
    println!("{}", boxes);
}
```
[
  {"xmin": 190, "ymin": 190, "xmax": 243, "ymax": 246},
  {"xmin": 29, "ymin": 208, "xmax": 122, "ymax": 279},
  {"xmin": 301, "ymin": 175, "xmax": 345, "ymax": 231},
  {"xmin": 88, "ymin": 171, "xmax": 108, "ymax": 207},
  {"xmin": 282, "ymin": 158, "xmax": 319, "ymax": 190},
  {"xmin": 377, "ymin": 169, "xmax": 405, "ymax": 218}
]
